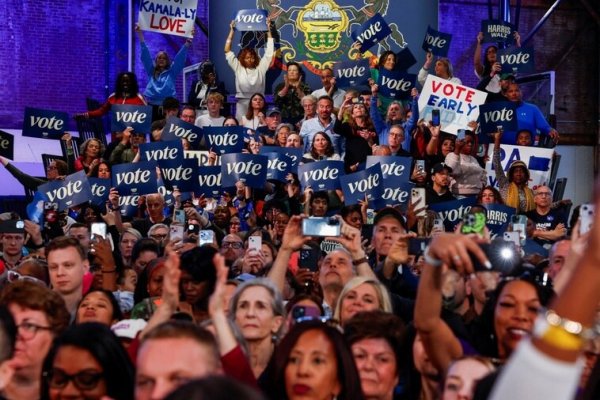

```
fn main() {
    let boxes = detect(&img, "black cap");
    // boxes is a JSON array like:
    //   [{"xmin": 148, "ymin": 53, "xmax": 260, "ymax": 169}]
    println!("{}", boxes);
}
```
[
  {"xmin": 373, "ymin": 207, "xmax": 408, "ymax": 231},
  {"xmin": 0, "ymin": 220, "xmax": 25, "ymax": 234},
  {"xmin": 431, "ymin": 162, "xmax": 453, "ymax": 175},
  {"xmin": 266, "ymin": 107, "xmax": 281, "ymax": 117}
]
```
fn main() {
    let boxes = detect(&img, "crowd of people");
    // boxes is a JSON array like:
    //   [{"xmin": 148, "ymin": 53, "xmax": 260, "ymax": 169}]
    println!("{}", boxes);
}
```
[{"xmin": 0, "ymin": 14, "xmax": 596, "ymax": 400}]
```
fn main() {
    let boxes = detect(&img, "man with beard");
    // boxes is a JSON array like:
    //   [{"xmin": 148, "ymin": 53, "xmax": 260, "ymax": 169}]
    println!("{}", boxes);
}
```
[
  {"xmin": 370, "ymin": 84, "xmax": 419, "ymax": 149},
  {"xmin": 299, "ymin": 96, "xmax": 343, "ymax": 154},
  {"xmin": 219, "ymin": 234, "xmax": 244, "ymax": 268},
  {"xmin": 426, "ymin": 163, "xmax": 456, "ymax": 205},
  {"xmin": 311, "ymin": 67, "xmax": 346, "ymax": 108}
]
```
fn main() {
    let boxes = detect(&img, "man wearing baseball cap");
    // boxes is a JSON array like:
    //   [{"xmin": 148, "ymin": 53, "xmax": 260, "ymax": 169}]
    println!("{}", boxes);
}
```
[{"xmin": 427, "ymin": 162, "xmax": 457, "ymax": 205}]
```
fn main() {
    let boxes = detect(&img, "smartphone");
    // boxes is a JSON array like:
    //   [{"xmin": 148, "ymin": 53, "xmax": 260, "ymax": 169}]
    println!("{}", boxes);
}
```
[
  {"xmin": 170, "ymin": 224, "xmax": 184, "ymax": 242},
  {"xmin": 90, "ymin": 222, "xmax": 107, "ymax": 240},
  {"xmin": 248, "ymin": 235, "xmax": 262, "ymax": 251},
  {"xmin": 510, "ymin": 215, "xmax": 527, "ymax": 242},
  {"xmin": 431, "ymin": 109, "xmax": 441, "ymax": 126},
  {"xmin": 456, "ymin": 129, "xmax": 466, "ymax": 141},
  {"xmin": 411, "ymin": 188, "xmax": 427, "ymax": 217},
  {"xmin": 416, "ymin": 159, "xmax": 425, "ymax": 174},
  {"xmin": 497, "ymin": 125, "xmax": 504, "ymax": 134},
  {"xmin": 408, "ymin": 238, "xmax": 428, "ymax": 255},
  {"xmin": 503, "ymin": 231, "xmax": 520, "ymax": 247},
  {"xmin": 291, "ymin": 305, "xmax": 321, "ymax": 321},
  {"xmin": 187, "ymin": 223, "xmax": 200, "ymax": 235},
  {"xmin": 433, "ymin": 218, "xmax": 444, "ymax": 231},
  {"xmin": 299, "ymin": 247, "xmax": 321, "ymax": 272},
  {"xmin": 198, "ymin": 230, "xmax": 214, "ymax": 246},
  {"xmin": 173, "ymin": 209, "xmax": 186, "ymax": 225},
  {"xmin": 461, "ymin": 212, "xmax": 486, "ymax": 235},
  {"xmin": 580, "ymin": 203, "xmax": 595, "ymax": 235},
  {"xmin": 302, "ymin": 217, "xmax": 341, "ymax": 237}
]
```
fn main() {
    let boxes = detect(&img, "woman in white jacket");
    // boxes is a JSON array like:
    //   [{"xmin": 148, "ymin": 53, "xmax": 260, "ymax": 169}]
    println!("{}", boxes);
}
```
[
  {"xmin": 224, "ymin": 19, "xmax": 274, "ymax": 121},
  {"xmin": 444, "ymin": 130, "xmax": 486, "ymax": 197}
]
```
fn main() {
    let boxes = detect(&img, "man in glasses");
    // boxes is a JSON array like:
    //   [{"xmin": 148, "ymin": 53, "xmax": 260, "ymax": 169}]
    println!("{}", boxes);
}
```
[
  {"xmin": 219, "ymin": 234, "xmax": 244, "ymax": 267},
  {"xmin": 526, "ymin": 185, "xmax": 568, "ymax": 250}
]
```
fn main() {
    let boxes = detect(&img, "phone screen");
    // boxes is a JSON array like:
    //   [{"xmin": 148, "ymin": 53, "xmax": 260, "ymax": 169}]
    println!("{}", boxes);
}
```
[
  {"xmin": 431, "ymin": 109, "xmax": 440, "ymax": 126},
  {"xmin": 302, "ymin": 218, "xmax": 341, "ymax": 237}
]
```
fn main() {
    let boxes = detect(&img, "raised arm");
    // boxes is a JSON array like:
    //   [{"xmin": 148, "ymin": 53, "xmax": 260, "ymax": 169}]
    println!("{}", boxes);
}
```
[
  {"xmin": 474, "ymin": 32, "xmax": 484, "ymax": 78},
  {"xmin": 224, "ymin": 20, "xmax": 235, "ymax": 54}
]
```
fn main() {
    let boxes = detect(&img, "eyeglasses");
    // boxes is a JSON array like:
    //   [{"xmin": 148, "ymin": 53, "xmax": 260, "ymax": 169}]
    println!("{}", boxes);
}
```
[
  {"xmin": 44, "ymin": 368, "xmax": 104, "ymax": 391},
  {"xmin": 222, "ymin": 241, "xmax": 243, "ymax": 249},
  {"xmin": 150, "ymin": 234, "xmax": 168, "ymax": 240},
  {"xmin": 7, "ymin": 271, "xmax": 47, "ymax": 287},
  {"xmin": 17, "ymin": 321, "xmax": 53, "ymax": 340},
  {"xmin": 535, "ymin": 192, "xmax": 552, "ymax": 197},
  {"xmin": 46, "ymin": 165, "xmax": 58, "ymax": 171}
]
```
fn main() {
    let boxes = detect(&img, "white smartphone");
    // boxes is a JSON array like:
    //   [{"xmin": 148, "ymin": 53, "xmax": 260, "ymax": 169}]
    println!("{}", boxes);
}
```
[
  {"xmin": 173, "ymin": 209, "xmax": 186, "ymax": 225},
  {"xmin": 433, "ymin": 218, "xmax": 444, "ymax": 230},
  {"xmin": 411, "ymin": 188, "xmax": 427, "ymax": 217},
  {"xmin": 248, "ymin": 235, "xmax": 262, "ymax": 251},
  {"xmin": 580, "ymin": 203, "xmax": 595, "ymax": 235},
  {"xmin": 198, "ymin": 230, "xmax": 214, "ymax": 246},
  {"xmin": 90, "ymin": 222, "xmax": 107, "ymax": 240},
  {"xmin": 503, "ymin": 231, "xmax": 520, "ymax": 247},
  {"xmin": 170, "ymin": 224, "xmax": 184, "ymax": 242}
]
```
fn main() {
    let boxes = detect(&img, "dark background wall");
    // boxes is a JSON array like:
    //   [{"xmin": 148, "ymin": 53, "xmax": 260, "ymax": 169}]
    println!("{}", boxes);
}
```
[{"xmin": 0, "ymin": 0, "xmax": 597, "ymax": 144}]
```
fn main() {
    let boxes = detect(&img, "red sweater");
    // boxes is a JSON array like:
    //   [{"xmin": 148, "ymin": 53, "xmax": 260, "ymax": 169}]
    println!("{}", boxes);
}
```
[{"xmin": 86, "ymin": 93, "xmax": 147, "ymax": 118}]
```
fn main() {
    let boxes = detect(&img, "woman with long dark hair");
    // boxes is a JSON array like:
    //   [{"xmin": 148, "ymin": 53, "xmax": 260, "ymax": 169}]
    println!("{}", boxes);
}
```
[{"xmin": 76, "ymin": 72, "xmax": 146, "ymax": 119}]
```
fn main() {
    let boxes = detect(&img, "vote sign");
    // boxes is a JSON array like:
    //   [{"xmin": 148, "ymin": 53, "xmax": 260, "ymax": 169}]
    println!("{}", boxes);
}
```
[
  {"xmin": 333, "ymin": 59, "xmax": 371, "ymax": 89},
  {"xmin": 139, "ymin": 140, "xmax": 184, "ymax": 163},
  {"xmin": 498, "ymin": 46, "xmax": 535, "ymax": 74},
  {"xmin": 38, "ymin": 171, "xmax": 93, "ymax": 211},
  {"xmin": 366, "ymin": 156, "xmax": 413, "ymax": 182},
  {"xmin": 418, "ymin": 75, "xmax": 488, "ymax": 135},
  {"xmin": 340, "ymin": 163, "xmax": 384, "ymax": 208},
  {"xmin": 22, "ymin": 107, "xmax": 69, "ymax": 140},
  {"xmin": 196, "ymin": 166, "xmax": 222, "ymax": 198},
  {"xmin": 220, "ymin": 154, "xmax": 268, "ymax": 189},
  {"xmin": 377, "ymin": 69, "xmax": 416, "ymax": 100},
  {"xmin": 234, "ymin": 9, "xmax": 268, "ymax": 31},
  {"xmin": 422, "ymin": 26, "xmax": 452, "ymax": 57},
  {"xmin": 264, "ymin": 152, "xmax": 293, "ymax": 182},
  {"xmin": 112, "ymin": 161, "xmax": 158, "ymax": 196},
  {"xmin": 162, "ymin": 117, "xmax": 203, "ymax": 147},
  {"xmin": 138, "ymin": 0, "xmax": 198, "ymax": 38},
  {"xmin": 111, "ymin": 105, "xmax": 153, "ymax": 133},
  {"xmin": 429, "ymin": 197, "xmax": 477, "ymax": 231},
  {"xmin": 0, "ymin": 130, "xmax": 14, "ymax": 160},
  {"xmin": 485, "ymin": 203, "xmax": 516, "ymax": 237},
  {"xmin": 298, "ymin": 160, "xmax": 345, "ymax": 191},
  {"xmin": 160, "ymin": 158, "xmax": 198, "ymax": 192},
  {"xmin": 260, "ymin": 146, "xmax": 302, "ymax": 172},
  {"xmin": 351, "ymin": 13, "xmax": 392, "ymax": 53},
  {"xmin": 203, "ymin": 126, "xmax": 246, "ymax": 154},
  {"xmin": 88, "ymin": 178, "xmax": 111, "ymax": 207},
  {"xmin": 478, "ymin": 102, "xmax": 518, "ymax": 135}
]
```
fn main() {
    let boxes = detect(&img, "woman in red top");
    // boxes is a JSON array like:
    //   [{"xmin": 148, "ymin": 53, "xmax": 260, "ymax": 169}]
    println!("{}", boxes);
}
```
[{"xmin": 76, "ymin": 72, "xmax": 146, "ymax": 119}]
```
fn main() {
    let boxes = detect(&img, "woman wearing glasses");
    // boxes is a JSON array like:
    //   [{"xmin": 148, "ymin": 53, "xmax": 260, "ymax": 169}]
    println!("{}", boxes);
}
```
[
  {"xmin": 0, "ymin": 281, "xmax": 70, "ymax": 400},
  {"xmin": 41, "ymin": 322, "xmax": 134, "ymax": 400}
]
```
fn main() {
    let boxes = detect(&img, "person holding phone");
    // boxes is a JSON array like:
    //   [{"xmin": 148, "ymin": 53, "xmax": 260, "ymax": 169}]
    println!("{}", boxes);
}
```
[
  {"xmin": 445, "ymin": 130, "xmax": 486, "ymax": 198},
  {"xmin": 426, "ymin": 163, "xmax": 457, "ymax": 205}
]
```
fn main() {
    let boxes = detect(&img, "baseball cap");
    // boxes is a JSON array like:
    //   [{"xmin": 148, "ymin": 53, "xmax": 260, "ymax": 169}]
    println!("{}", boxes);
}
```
[
  {"xmin": 431, "ymin": 162, "xmax": 453, "ymax": 175},
  {"xmin": 266, "ymin": 107, "xmax": 281, "ymax": 117},
  {"xmin": 111, "ymin": 319, "xmax": 147, "ymax": 340},
  {"xmin": 499, "ymin": 73, "xmax": 515, "ymax": 81},
  {"xmin": 373, "ymin": 207, "xmax": 408, "ymax": 231},
  {"xmin": 0, "ymin": 220, "xmax": 25, "ymax": 234}
]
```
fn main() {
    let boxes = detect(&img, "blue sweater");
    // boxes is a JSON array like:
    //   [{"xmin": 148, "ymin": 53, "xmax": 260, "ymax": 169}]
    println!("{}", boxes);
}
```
[
  {"xmin": 141, "ymin": 42, "xmax": 189, "ymax": 105},
  {"xmin": 370, "ymin": 95, "xmax": 418, "ymax": 151}
]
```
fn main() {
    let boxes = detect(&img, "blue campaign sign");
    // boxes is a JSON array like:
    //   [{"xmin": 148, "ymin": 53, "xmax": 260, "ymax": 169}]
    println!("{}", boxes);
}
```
[
  {"xmin": 481, "ymin": 20, "xmax": 515, "ymax": 44},
  {"xmin": 381, "ymin": 181, "xmax": 413, "ymax": 210},
  {"xmin": 159, "ymin": 158, "xmax": 198, "ymax": 192},
  {"xmin": 203, "ymin": 126, "xmax": 246, "ymax": 155},
  {"xmin": 298, "ymin": 160, "xmax": 345, "ymax": 191},
  {"xmin": 395, "ymin": 47, "xmax": 418, "ymax": 71},
  {"xmin": 422, "ymin": 26, "xmax": 452, "ymax": 57},
  {"xmin": 111, "ymin": 104, "xmax": 153, "ymax": 133},
  {"xmin": 0, "ymin": 130, "xmax": 14, "ymax": 160},
  {"xmin": 498, "ymin": 46, "xmax": 535, "ymax": 74},
  {"xmin": 340, "ymin": 163, "xmax": 384, "ymax": 207},
  {"xmin": 37, "ymin": 171, "xmax": 93, "ymax": 211},
  {"xmin": 333, "ymin": 59, "xmax": 371, "ymax": 89},
  {"xmin": 234, "ymin": 9, "xmax": 268, "ymax": 31},
  {"xmin": 265, "ymin": 152, "xmax": 293, "ymax": 182},
  {"xmin": 429, "ymin": 197, "xmax": 478, "ymax": 231},
  {"xmin": 351, "ymin": 13, "xmax": 391, "ymax": 52},
  {"xmin": 221, "ymin": 154, "xmax": 268, "ymax": 189},
  {"xmin": 162, "ymin": 117, "xmax": 203, "ymax": 147},
  {"xmin": 478, "ymin": 102, "xmax": 518, "ymax": 135},
  {"xmin": 118, "ymin": 194, "xmax": 142, "ymax": 218},
  {"xmin": 88, "ymin": 178, "xmax": 111, "ymax": 207},
  {"xmin": 197, "ymin": 166, "xmax": 222, "ymax": 198},
  {"xmin": 366, "ymin": 156, "xmax": 413, "ymax": 182},
  {"xmin": 112, "ymin": 161, "xmax": 158, "ymax": 196},
  {"xmin": 485, "ymin": 203, "xmax": 516, "ymax": 237},
  {"xmin": 377, "ymin": 69, "xmax": 416, "ymax": 100},
  {"xmin": 139, "ymin": 140, "xmax": 184, "ymax": 163},
  {"xmin": 156, "ymin": 178, "xmax": 175, "ymax": 207},
  {"xmin": 260, "ymin": 146, "xmax": 302, "ymax": 172},
  {"xmin": 22, "ymin": 107, "xmax": 69, "ymax": 140}
]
